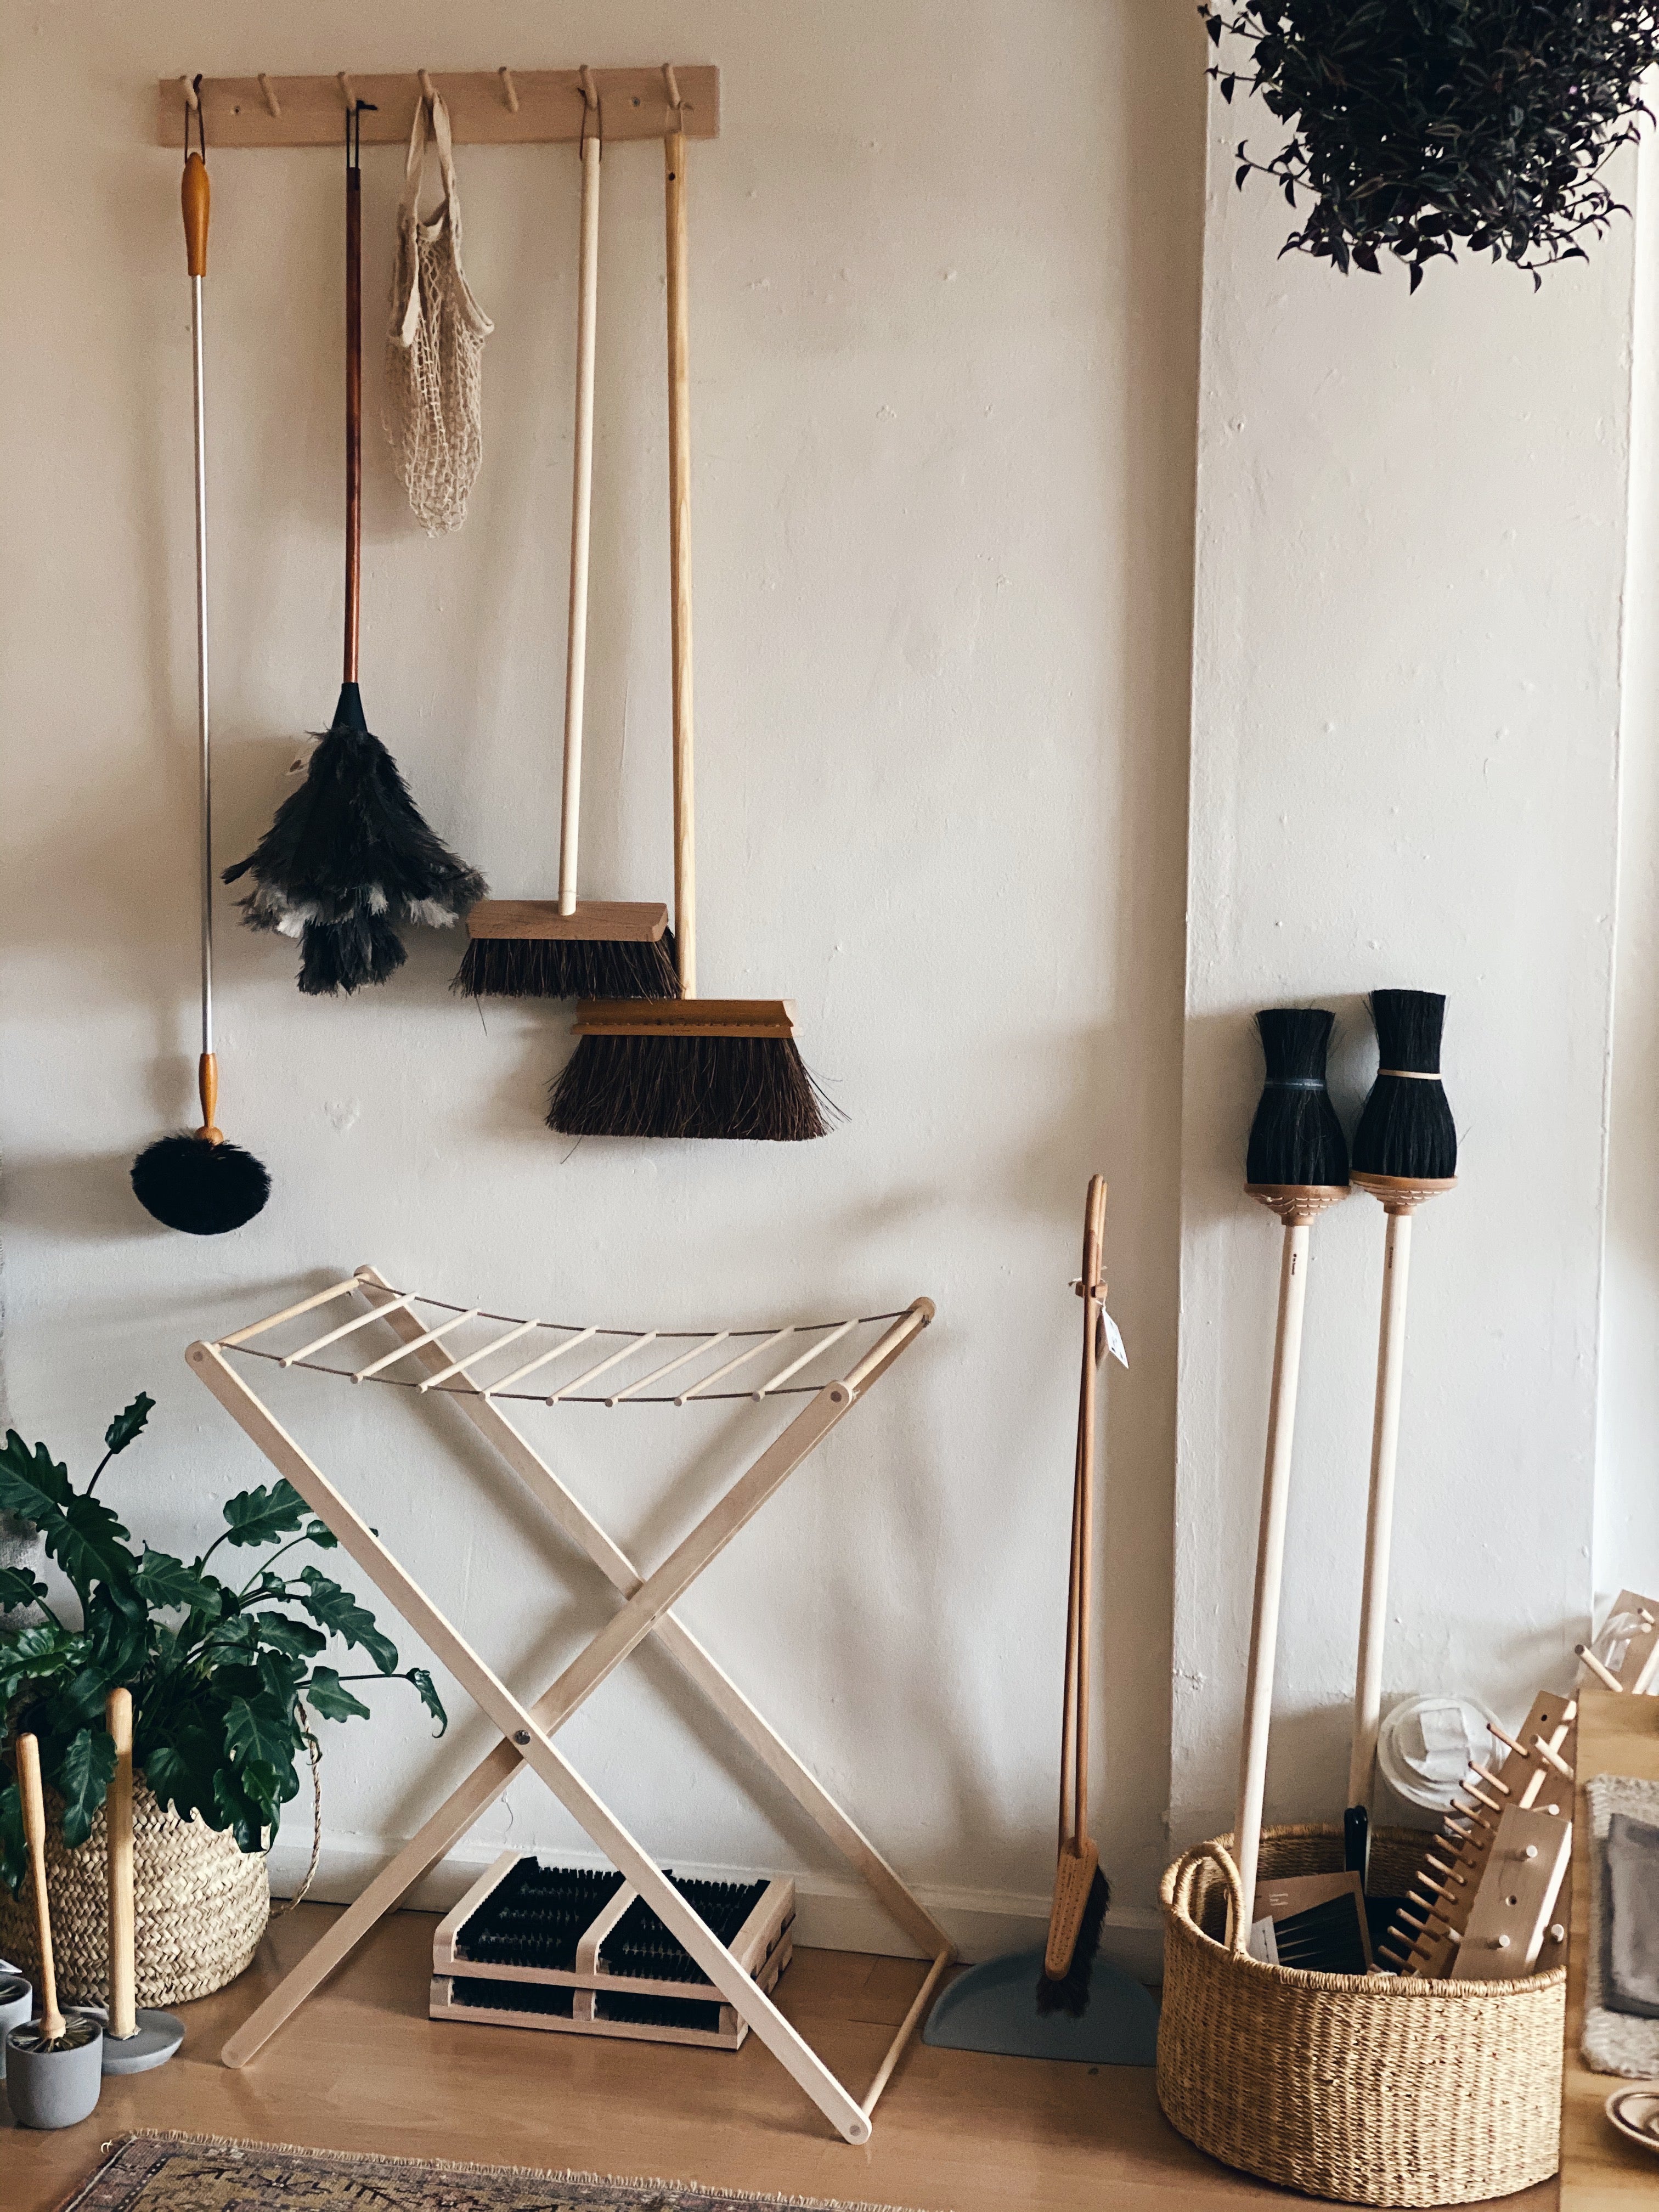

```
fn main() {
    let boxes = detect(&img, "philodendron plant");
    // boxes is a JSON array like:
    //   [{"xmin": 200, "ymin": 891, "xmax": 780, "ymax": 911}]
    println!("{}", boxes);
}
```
[{"xmin": 0, "ymin": 1393, "xmax": 444, "ymax": 1892}]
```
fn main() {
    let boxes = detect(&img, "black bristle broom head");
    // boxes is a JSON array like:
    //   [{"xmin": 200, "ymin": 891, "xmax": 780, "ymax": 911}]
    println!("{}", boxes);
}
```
[
  {"xmin": 1246, "ymin": 1007, "xmax": 1349, "ymax": 1189},
  {"xmin": 131, "ymin": 1132, "xmax": 270, "ymax": 1235},
  {"xmin": 1352, "ymin": 990, "xmax": 1457, "ymax": 1181},
  {"xmin": 454, "ymin": 929, "xmax": 680, "ymax": 1002},
  {"xmin": 1034, "ymin": 1866, "xmax": 1110, "ymax": 2018},
  {"xmin": 548, "ymin": 1033, "xmax": 837, "ymax": 1142},
  {"xmin": 223, "ymin": 684, "xmax": 487, "ymax": 997}
]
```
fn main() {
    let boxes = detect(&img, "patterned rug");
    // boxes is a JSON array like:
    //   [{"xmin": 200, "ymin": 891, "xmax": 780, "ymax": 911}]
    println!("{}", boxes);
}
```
[{"xmin": 55, "ymin": 2136, "xmax": 932, "ymax": 2212}]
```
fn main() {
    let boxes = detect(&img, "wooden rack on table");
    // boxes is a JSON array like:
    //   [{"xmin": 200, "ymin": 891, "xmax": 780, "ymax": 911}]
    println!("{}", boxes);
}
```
[{"xmin": 187, "ymin": 1266, "xmax": 947, "ymax": 2147}]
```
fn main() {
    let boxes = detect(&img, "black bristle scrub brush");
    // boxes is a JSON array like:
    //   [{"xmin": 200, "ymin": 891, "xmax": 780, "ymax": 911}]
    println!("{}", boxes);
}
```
[
  {"xmin": 223, "ymin": 98, "xmax": 483, "ymax": 995},
  {"xmin": 1344, "ymin": 992, "xmax": 1457, "ymax": 1904},
  {"xmin": 132, "ymin": 103, "xmax": 270, "ymax": 1237}
]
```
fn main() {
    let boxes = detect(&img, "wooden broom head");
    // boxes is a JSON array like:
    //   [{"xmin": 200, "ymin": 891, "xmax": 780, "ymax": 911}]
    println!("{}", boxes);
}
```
[
  {"xmin": 1352, "ymin": 989, "xmax": 1458, "ymax": 1187},
  {"xmin": 454, "ymin": 902, "xmax": 680, "ymax": 1001},
  {"xmin": 547, "ymin": 1004, "xmax": 836, "ymax": 1141},
  {"xmin": 1245, "ymin": 1007, "xmax": 1349, "ymax": 1199}
]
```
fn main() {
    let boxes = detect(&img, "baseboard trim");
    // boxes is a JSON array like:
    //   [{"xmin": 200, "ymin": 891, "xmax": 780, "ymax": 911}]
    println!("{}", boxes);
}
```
[{"xmin": 265, "ymin": 1832, "xmax": 1164, "ymax": 1982}]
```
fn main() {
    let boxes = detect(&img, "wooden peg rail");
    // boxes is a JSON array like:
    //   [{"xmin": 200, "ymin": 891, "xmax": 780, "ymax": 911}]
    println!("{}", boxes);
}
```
[{"xmin": 155, "ymin": 67, "xmax": 719, "ymax": 149}]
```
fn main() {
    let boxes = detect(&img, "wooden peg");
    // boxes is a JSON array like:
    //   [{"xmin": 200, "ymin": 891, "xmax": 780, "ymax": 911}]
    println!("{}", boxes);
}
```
[
  {"xmin": 180, "ymin": 74, "xmax": 199, "ymax": 111},
  {"xmin": 1469, "ymin": 1761, "xmax": 1511, "ymax": 1796},
  {"xmin": 663, "ymin": 61, "xmax": 683, "ymax": 114},
  {"xmin": 418, "ymin": 68, "xmax": 437, "ymax": 108},
  {"xmin": 1452, "ymin": 1807, "xmax": 1572, "ymax": 1980},
  {"xmin": 258, "ymin": 73, "xmax": 281, "ymax": 117},
  {"xmin": 579, "ymin": 63, "xmax": 598, "ymax": 110},
  {"xmin": 498, "ymin": 67, "xmax": 518, "ymax": 112},
  {"xmin": 1576, "ymin": 1641, "xmax": 1624, "ymax": 1692},
  {"xmin": 1488, "ymin": 1721, "xmax": 1527, "ymax": 1758},
  {"xmin": 339, "ymin": 72, "xmax": 358, "ymax": 111},
  {"xmin": 1530, "ymin": 1733, "xmax": 1573, "ymax": 1779}
]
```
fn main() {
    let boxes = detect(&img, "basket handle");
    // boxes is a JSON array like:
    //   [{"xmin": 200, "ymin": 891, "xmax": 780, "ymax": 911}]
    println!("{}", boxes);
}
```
[{"xmin": 1171, "ymin": 1837, "xmax": 1250, "ymax": 1955}]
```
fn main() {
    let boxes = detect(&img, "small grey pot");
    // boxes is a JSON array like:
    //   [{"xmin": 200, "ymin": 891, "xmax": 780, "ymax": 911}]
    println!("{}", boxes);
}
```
[
  {"xmin": 0, "ymin": 1974, "xmax": 32, "ymax": 2079},
  {"xmin": 4, "ymin": 2014, "xmax": 103, "ymax": 2128}
]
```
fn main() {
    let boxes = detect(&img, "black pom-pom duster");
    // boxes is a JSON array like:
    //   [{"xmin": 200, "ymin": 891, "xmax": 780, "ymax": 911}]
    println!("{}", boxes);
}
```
[
  {"xmin": 1352, "ymin": 989, "xmax": 1457, "ymax": 1181},
  {"xmin": 223, "ymin": 685, "xmax": 486, "ymax": 996},
  {"xmin": 131, "ymin": 1132, "xmax": 270, "ymax": 1235},
  {"xmin": 1246, "ymin": 1007, "xmax": 1349, "ymax": 1189}
]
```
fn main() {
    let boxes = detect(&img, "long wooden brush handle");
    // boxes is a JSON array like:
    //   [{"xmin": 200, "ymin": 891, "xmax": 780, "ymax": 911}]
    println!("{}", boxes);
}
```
[
  {"xmin": 1234, "ymin": 1218, "xmax": 1311, "ymax": 1924},
  {"xmin": 16, "ymin": 1734, "xmax": 64, "ymax": 2040},
  {"xmin": 1348, "ymin": 1209, "xmax": 1413, "ymax": 1810},
  {"xmin": 1071, "ymin": 1175, "xmax": 1108, "ymax": 1854},
  {"xmin": 184, "ymin": 145, "xmax": 216, "ymax": 1070},
  {"xmin": 1056, "ymin": 1417, "xmax": 1085, "ymax": 1855},
  {"xmin": 558, "ymin": 123, "xmax": 601, "ymax": 915},
  {"xmin": 106, "ymin": 1690, "xmax": 137, "ymax": 2040},
  {"xmin": 664, "ymin": 126, "xmax": 696, "ymax": 997},
  {"xmin": 344, "ymin": 119, "xmax": 362, "ymax": 687}
]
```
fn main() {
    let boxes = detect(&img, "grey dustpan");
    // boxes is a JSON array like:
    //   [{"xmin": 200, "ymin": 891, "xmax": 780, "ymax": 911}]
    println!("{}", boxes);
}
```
[{"xmin": 923, "ymin": 1945, "xmax": 1159, "ymax": 2065}]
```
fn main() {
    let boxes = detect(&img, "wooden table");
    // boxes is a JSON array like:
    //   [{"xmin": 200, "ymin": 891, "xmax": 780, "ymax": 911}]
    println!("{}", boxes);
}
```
[{"xmin": 1559, "ymin": 1686, "xmax": 1659, "ymax": 2206}]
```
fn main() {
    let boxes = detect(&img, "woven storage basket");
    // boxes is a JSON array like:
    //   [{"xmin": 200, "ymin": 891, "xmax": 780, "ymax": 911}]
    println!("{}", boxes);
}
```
[
  {"xmin": 1158, "ymin": 1824, "xmax": 1564, "ymax": 2208},
  {"xmin": 0, "ymin": 1778, "xmax": 268, "ymax": 2007}
]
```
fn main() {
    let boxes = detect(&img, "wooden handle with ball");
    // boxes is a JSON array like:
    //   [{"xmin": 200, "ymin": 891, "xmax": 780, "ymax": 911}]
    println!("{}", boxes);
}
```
[
  {"xmin": 198, "ymin": 1051, "xmax": 222, "ymax": 1144},
  {"xmin": 106, "ymin": 1689, "xmax": 136, "ymax": 2040},
  {"xmin": 16, "ymin": 1734, "xmax": 65, "ymax": 2041},
  {"xmin": 182, "ymin": 150, "xmax": 209, "ymax": 277}
]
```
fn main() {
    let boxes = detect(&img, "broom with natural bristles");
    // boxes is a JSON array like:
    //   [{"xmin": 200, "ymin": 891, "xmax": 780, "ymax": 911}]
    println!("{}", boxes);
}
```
[
  {"xmin": 456, "ymin": 70, "xmax": 676, "ymax": 1002},
  {"xmin": 1036, "ymin": 1175, "xmax": 1113, "ymax": 2016},
  {"xmin": 548, "ymin": 72, "xmax": 831, "ymax": 1142}
]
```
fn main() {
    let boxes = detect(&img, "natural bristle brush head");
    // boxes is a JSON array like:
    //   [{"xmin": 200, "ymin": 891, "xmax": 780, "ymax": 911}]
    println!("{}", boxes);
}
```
[
  {"xmin": 455, "ymin": 927, "xmax": 680, "ymax": 1003},
  {"xmin": 548, "ymin": 1028, "xmax": 837, "ymax": 1143},
  {"xmin": 1245, "ymin": 1007, "xmax": 1350, "ymax": 1205},
  {"xmin": 131, "ymin": 1132, "xmax": 270, "ymax": 1236},
  {"xmin": 1352, "ymin": 990, "xmax": 1458, "ymax": 1189}
]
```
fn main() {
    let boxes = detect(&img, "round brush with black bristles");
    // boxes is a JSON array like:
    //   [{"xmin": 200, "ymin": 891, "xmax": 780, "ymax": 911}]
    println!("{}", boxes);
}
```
[
  {"xmin": 1235, "ymin": 1008, "xmax": 1348, "ymax": 1927},
  {"xmin": 1344, "ymin": 991, "xmax": 1457, "ymax": 1900}
]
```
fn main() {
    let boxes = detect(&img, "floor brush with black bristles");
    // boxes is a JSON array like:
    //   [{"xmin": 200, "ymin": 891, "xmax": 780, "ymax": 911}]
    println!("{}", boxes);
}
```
[
  {"xmin": 548, "ymin": 89, "xmax": 832, "ymax": 1141},
  {"xmin": 456, "ymin": 86, "xmax": 676, "ymax": 1003},
  {"xmin": 1234, "ymin": 1009, "xmax": 1348, "ymax": 1938},
  {"xmin": 1344, "ymin": 990, "xmax": 1457, "ymax": 1914},
  {"xmin": 223, "ymin": 98, "xmax": 484, "ymax": 996},
  {"xmin": 132, "ymin": 116, "xmax": 270, "ymax": 1235},
  {"xmin": 1036, "ymin": 1176, "xmax": 1114, "ymax": 2016}
]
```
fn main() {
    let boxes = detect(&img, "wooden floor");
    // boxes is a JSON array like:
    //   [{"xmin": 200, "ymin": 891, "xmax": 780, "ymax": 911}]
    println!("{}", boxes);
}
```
[{"xmin": 1, "ymin": 1905, "xmax": 1554, "ymax": 2210}]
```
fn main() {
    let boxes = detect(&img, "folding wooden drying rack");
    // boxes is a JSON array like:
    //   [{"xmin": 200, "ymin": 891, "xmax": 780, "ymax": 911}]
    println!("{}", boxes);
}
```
[{"xmin": 187, "ymin": 1267, "xmax": 948, "ymax": 2145}]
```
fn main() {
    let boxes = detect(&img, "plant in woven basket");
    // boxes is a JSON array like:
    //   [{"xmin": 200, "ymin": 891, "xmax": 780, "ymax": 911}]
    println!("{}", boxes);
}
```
[
  {"xmin": 0, "ymin": 1394, "xmax": 445, "ymax": 1892},
  {"xmin": 1200, "ymin": 1, "xmax": 1659, "ymax": 287}
]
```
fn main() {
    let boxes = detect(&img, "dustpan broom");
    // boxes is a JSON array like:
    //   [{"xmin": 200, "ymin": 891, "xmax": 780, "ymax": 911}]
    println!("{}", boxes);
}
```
[
  {"xmin": 132, "ymin": 106, "xmax": 270, "ymax": 1235},
  {"xmin": 457, "ymin": 74, "xmax": 676, "ymax": 1001},
  {"xmin": 224, "ymin": 98, "xmax": 484, "ymax": 995},
  {"xmin": 548, "ymin": 77, "xmax": 830, "ymax": 1141},
  {"xmin": 1036, "ymin": 1175, "xmax": 1113, "ymax": 2015}
]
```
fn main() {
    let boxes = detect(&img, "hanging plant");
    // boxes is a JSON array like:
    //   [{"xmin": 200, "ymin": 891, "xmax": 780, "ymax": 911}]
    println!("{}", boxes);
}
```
[{"xmin": 1200, "ymin": 2, "xmax": 1659, "ymax": 287}]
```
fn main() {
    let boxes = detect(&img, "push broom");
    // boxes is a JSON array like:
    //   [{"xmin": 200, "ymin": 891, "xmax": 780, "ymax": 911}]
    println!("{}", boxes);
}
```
[
  {"xmin": 457, "ymin": 72, "xmax": 676, "ymax": 1002},
  {"xmin": 548, "ymin": 73, "xmax": 830, "ymax": 1141},
  {"xmin": 225, "ymin": 97, "xmax": 484, "ymax": 995},
  {"xmin": 132, "ymin": 98, "xmax": 270, "ymax": 1235},
  {"xmin": 1343, "ymin": 990, "xmax": 1457, "ymax": 1913}
]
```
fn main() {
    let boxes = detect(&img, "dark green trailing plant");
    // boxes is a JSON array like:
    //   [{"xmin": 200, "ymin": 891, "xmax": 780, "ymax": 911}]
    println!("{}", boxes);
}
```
[
  {"xmin": 0, "ymin": 1395, "xmax": 445, "ymax": 1893},
  {"xmin": 1200, "ymin": 2, "xmax": 1659, "ymax": 287}
]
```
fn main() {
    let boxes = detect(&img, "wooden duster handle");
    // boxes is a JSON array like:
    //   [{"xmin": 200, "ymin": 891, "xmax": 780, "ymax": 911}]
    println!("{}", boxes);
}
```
[
  {"xmin": 557, "ymin": 124, "xmax": 601, "ymax": 915},
  {"xmin": 1233, "ymin": 1218, "xmax": 1311, "ymax": 1927},
  {"xmin": 1070, "ymin": 1175, "xmax": 1108, "ymax": 1853},
  {"xmin": 106, "ymin": 1689, "xmax": 137, "ymax": 2040},
  {"xmin": 664, "ymin": 127, "xmax": 696, "ymax": 996},
  {"xmin": 16, "ymin": 1735, "xmax": 64, "ymax": 2041},
  {"xmin": 1348, "ymin": 1209, "xmax": 1413, "ymax": 1810},
  {"xmin": 197, "ymin": 1051, "xmax": 223, "ymax": 1144},
  {"xmin": 182, "ymin": 150, "xmax": 210, "ymax": 276},
  {"xmin": 343, "ymin": 128, "xmax": 362, "ymax": 687}
]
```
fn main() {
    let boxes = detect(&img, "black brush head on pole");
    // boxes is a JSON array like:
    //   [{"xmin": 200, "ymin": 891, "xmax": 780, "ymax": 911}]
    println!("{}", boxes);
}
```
[
  {"xmin": 131, "ymin": 1132, "xmax": 270, "ymax": 1235},
  {"xmin": 223, "ymin": 684, "xmax": 487, "ymax": 996},
  {"xmin": 1352, "ymin": 990, "xmax": 1457, "ymax": 1180},
  {"xmin": 547, "ymin": 1033, "xmax": 838, "ymax": 1142},
  {"xmin": 454, "ymin": 929, "xmax": 680, "ymax": 1002},
  {"xmin": 1246, "ymin": 1008, "xmax": 1348, "ymax": 1188},
  {"xmin": 1034, "ymin": 1865, "xmax": 1110, "ymax": 2017}
]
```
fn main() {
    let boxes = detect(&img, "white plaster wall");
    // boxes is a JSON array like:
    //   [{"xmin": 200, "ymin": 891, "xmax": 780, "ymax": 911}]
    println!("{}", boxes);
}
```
[
  {"xmin": 0, "ymin": 2, "xmax": 1203, "ymax": 1965},
  {"xmin": 1175, "ymin": 78, "xmax": 1635, "ymax": 1848}
]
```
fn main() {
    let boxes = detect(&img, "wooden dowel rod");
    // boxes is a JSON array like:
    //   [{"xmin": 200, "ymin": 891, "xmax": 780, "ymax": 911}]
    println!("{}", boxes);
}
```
[
  {"xmin": 680, "ymin": 1329, "xmax": 792, "ymax": 1401},
  {"xmin": 551, "ymin": 1334, "xmax": 657, "ymax": 1403},
  {"xmin": 498, "ymin": 67, "xmax": 519, "ymax": 112},
  {"xmin": 842, "ymin": 1300, "xmax": 935, "ymax": 1396},
  {"xmin": 1576, "ymin": 1642, "xmax": 1624, "ymax": 1692},
  {"xmin": 220, "ymin": 1275, "xmax": 365, "ymax": 1347},
  {"xmin": 284, "ymin": 1295, "xmax": 414, "ymax": 1366},
  {"xmin": 755, "ymin": 1318, "xmax": 858, "ymax": 1398},
  {"xmin": 1348, "ymin": 1209, "xmax": 1412, "ymax": 1811},
  {"xmin": 861, "ymin": 1945, "xmax": 952, "ymax": 2119},
  {"xmin": 417, "ymin": 1318, "xmax": 540, "ymax": 1393},
  {"xmin": 351, "ymin": 1308, "xmax": 479, "ymax": 1380},
  {"xmin": 607, "ymin": 1334, "xmax": 727, "ymax": 1404},
  {"xmin": 16, "ymin": 1736, "xmax": 64, "ymax": 2043},
  {"xmin": 106, "ymin": 1690, "xmax": 137, "ymax": 2041},
  {"xmin": 1530, "ymin": 1733, "xmax": 1573, "ymax": 1778},
  {"xmin": 665, "ymin": 122, "xmax": 696, "ymax": 996},
  {"xmin": 484, "ymin": 1327, "xmax": 599, "ymax": 1396}
]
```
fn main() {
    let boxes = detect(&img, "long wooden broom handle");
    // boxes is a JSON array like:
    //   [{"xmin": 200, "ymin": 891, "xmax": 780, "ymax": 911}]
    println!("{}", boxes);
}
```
[
  {"xmin": 558, "ymin": 110, "xmax": 601, "ymax": 915},
  {"xmin": 106, "ymin": 1689, "xmax": 137, "ymax": 2040},
  {"xmin": 1071, "ymin": 1174, "xmax": 1108, "ymax": 1855},
  {"xmin": 1234, "ymin": 1218, "xmax": 1311, "ymax": 1920},
  {"xmin": 16, "ymin": 1734, "xmax": 64, "ymax": 2041},
  {"xmin": 344, "ymin": 115, "xmax": 362, "ymax": 687},
  {"xmin": 1348, "ymin": 1206, "xmax": 1413, "ymax": 1809},
  {"xmin": 183, "ymin": 151, "xmax": 223, "ymax": 1144},
  {"xmin": 665, "ymin": 122, "xmax": 696, "ymax": 997},
  {"xmin": 1056, "ymin": 1414, "xmax": 1085, "ymax": 1855}
]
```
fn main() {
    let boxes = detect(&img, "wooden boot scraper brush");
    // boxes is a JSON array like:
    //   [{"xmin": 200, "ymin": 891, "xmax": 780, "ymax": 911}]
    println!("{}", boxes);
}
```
[
  {"xmin": 457, "ymin": 70, "xmax": 676, "ymax": 1002},
  {"xmin": 3, "ymin": 1735, "xmax": 103, "ymax": 2128},
  {"xmin": 548, "ymin": 70, "xmax": 831, "ymax": 1141}
]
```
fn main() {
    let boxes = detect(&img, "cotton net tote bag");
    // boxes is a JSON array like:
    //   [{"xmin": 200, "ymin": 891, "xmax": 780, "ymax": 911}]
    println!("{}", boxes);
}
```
[{"xmin": 385, "ymin": 91, "xmax": 493, "ymax": 533}]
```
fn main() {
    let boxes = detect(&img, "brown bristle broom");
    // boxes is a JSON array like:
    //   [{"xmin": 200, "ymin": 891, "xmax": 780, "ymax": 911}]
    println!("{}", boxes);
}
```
[
  {"xmin": 547, "ymin": 70, "xmax": 831, "ymax": 1142},
  {"xmin": 457, "ymin": 71, "xmax": 676, "ymax": 1002}
]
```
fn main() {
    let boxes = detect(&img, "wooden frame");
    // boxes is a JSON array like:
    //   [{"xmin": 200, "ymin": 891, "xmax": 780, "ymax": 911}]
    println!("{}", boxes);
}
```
[{"xmin": 187, "ymin": 1267, "xmax": 948, "ymax": 2145}]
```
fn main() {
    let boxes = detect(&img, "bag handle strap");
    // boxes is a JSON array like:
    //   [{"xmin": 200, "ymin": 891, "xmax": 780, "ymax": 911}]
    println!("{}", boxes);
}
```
[
  {"xmin": 1170, "ymin": 1837, "xmax": 1250, "ymax": 1955},
  {"xmin": 399, "ymin": 92, "xmax": 430, "ymax": 216}
]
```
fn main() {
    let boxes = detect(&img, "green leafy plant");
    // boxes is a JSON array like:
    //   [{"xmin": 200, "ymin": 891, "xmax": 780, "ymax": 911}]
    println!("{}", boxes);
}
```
[
  {"xmin": 0, "ymin": 1395, "xmax": 444, "ymax": 1891},
  {"xmin": 1200, "ymin": 2, "xmax": 1659, "ymax": 287}
]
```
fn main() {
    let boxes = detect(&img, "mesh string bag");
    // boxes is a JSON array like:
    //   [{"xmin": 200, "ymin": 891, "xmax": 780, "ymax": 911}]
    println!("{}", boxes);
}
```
[{"xmin": 384, "ymin": 92, "xmax": 492, "ymax": 534}]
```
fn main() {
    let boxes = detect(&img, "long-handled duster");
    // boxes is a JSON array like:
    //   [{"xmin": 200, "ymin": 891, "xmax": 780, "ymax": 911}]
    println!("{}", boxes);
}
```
[
  {"xmin": 457, "ymin": 71, "xmax": 676, "ymax": 1002},
  {"xmin": 224, "ymin": 97, "xmax": 484, "ymax": 995},
  {"xmin": 1343, "ymin": 990, "xmax": 1457, "ymax": 1894},
  {"xmin": 548, "ymin": 70, "xmax": 830, "ymax": 1140},
  {"xmin": 132, "ymin": 102, "xmax": 270, "ymax": 1235}
]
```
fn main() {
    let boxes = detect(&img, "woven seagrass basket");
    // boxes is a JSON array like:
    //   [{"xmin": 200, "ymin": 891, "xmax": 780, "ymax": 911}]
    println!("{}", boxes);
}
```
[
  {"xmin": 0, "ymin": 1778, "xmax": 268, "ymax": 2007},
  {"xmin": 1158, "ymin": 1824, "xmax": 1565, "ymax": 2208}
]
